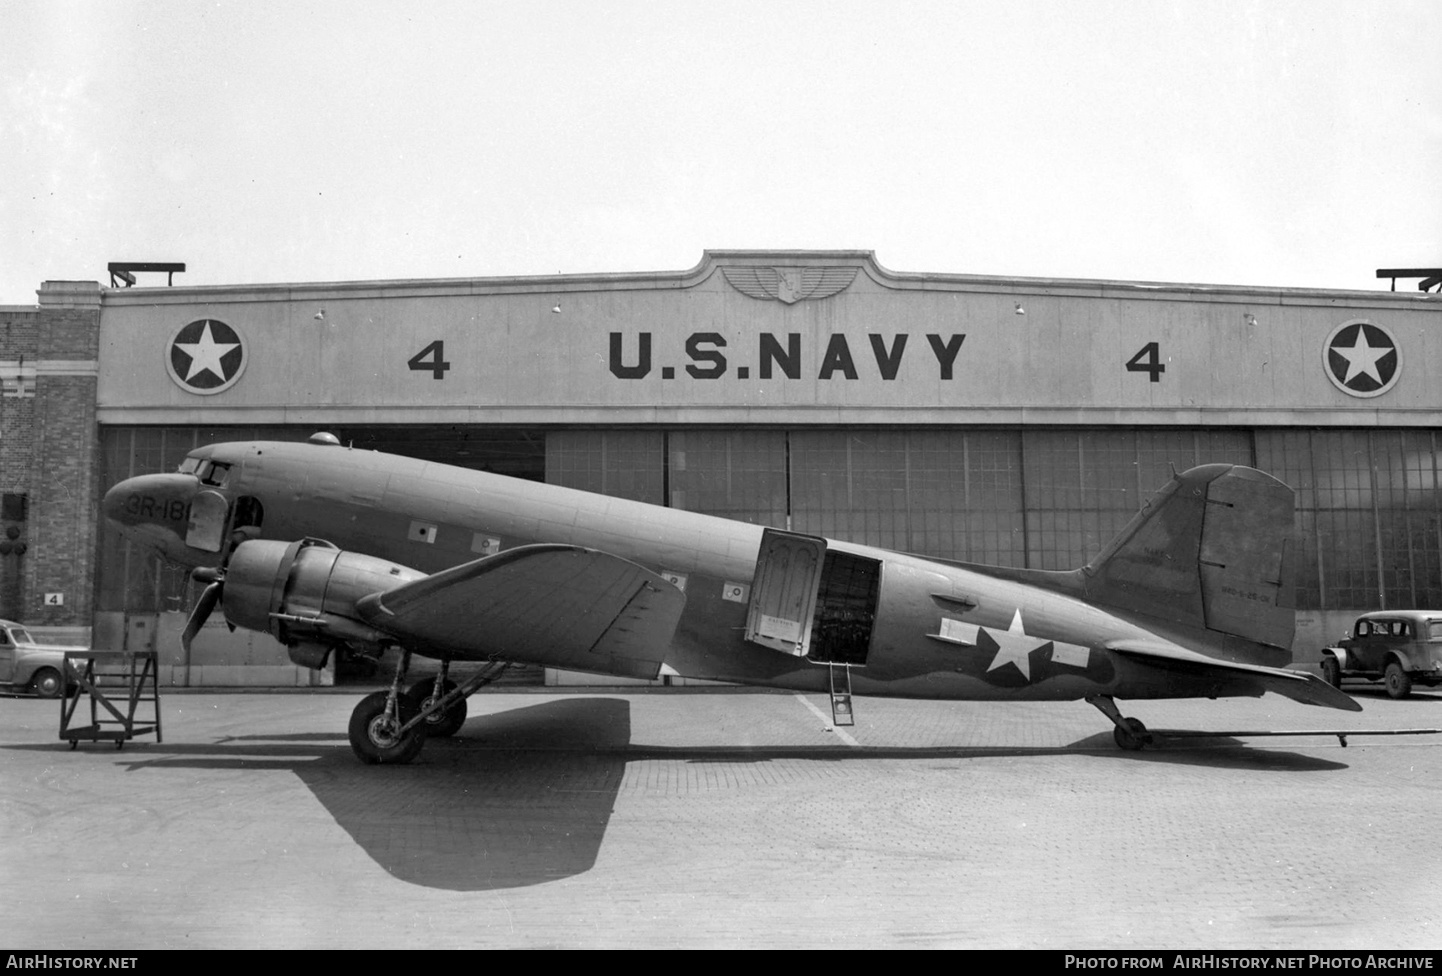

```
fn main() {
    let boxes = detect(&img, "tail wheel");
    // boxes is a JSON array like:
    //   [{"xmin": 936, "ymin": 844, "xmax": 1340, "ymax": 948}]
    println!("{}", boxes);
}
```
[
  {"xmin": 1321, "ymin": 657, "xmax": 1343, "ymax": 689},
  {"xmin": 1384, "ymin": 661, "xmax": 1413, "ymax": 700},
  {"xmin": 348, "ymin": 691, "xmax": 425, "ymax": 764},
  {"xmin": 1113, "ymin": 717, "xmax": 1149, "ymax": 751},
  {"xmin": 30, "ymin": 667, "xmax": 62, "ymax": 699},
  {"xmin": 404, "ymin": 678, "xmax": 467, "ymax": 738}
]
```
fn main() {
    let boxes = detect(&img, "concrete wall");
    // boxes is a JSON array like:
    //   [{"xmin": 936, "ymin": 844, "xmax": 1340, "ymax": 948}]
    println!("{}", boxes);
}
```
[
  {"xmin": 93, "ymin": 610, "xmax": 330, "ymax": 688},
  {"xmin": 95, "ymin": 251, "xmax": 1441, "ymax": 429}
]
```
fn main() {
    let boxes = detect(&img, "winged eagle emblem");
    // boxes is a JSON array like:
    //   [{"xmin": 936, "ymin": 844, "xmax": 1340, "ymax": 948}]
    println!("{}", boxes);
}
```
[{"xmin": 721, "ymin": 266, "xmax": 859, "ymax": 304}]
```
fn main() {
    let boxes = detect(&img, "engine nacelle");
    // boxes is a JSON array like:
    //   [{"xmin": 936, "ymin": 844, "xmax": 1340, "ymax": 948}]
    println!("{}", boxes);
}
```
[{"xmin": 223, "ymin": 538, "xmax": 426, "ymax": 663}]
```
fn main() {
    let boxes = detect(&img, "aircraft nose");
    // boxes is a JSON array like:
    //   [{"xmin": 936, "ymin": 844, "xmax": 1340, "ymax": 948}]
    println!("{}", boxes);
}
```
[{"xmin": 103, "ymin": 473, "xmax": 197, "ymax": 532}]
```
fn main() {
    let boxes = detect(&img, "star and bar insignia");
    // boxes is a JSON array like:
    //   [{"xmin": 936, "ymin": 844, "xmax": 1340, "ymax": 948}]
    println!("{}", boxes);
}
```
[{"xmin": 933, "ymin": 610, "xmax": 1112, "ymax": 688}]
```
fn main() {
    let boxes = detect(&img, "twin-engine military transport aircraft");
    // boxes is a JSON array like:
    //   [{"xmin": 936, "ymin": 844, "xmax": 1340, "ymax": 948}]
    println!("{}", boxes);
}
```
[{"xmin": 103, "ymin": 434, "xmax": 1359, "ymax": 764}]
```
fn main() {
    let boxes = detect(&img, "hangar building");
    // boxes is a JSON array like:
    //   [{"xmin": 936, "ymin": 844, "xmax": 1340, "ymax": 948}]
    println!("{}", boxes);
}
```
[{"xmin": 2, "ymin": 250, "xmax": 1439, "ymax": 685}]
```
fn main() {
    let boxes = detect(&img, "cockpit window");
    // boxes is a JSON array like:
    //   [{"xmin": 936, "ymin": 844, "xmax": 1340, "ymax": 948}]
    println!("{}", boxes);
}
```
[
  {"xmin": 196, "ymin": 461, "xmax": 231, "ymax": 487},
  {"xmin": 179, "ymin": 458, "xmax": 200, "ymax": 475}
]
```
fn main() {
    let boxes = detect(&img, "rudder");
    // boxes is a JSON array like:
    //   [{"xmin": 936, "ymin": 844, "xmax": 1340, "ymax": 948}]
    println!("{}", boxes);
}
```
[{"xmin": 1081, "ymin": 464, "xmax": 1297, "ymax": 650}]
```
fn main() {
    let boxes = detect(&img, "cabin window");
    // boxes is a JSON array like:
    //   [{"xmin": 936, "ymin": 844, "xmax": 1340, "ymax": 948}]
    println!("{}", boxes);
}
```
[{"xmin": 233, "ymin": 496, "xmax": 264, "ymax": 532}]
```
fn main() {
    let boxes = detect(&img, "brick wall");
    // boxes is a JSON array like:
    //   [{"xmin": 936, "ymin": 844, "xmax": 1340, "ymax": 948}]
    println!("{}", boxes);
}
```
[{"xmin": 0, "ymin": 283, "xmax": 101, "ymax": 628}]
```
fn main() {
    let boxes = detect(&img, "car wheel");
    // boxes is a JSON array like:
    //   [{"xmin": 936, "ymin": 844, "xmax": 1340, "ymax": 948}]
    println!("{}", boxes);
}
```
[
  {"xmin": 1321, "ymin": 657, "xmax": 1343, "ymax": 688},
  {"xmin": 30, "ymin": 667, "xmax": 62, "ymax": 699},
  {"xmin": 1384, "ymin": 661, "xmax": 1413, "ymax": 700}
]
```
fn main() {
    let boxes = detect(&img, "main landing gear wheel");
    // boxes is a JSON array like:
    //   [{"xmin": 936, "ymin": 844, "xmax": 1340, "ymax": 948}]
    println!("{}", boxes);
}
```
[
  {"xmin": 348, "ymin": 691, "xmax": 424, "ymax": 764},
  {"xmin": 1384, "ymin": 661, "xmax": 1413, "ymax": 700},
  {"xmin": 1113, "ymin": 717, "xmax": 1149, "ymax": 751},
  {"xmin": 404, "ymin": 678, "xmax": 467, "ymax": 738},
  {"xmin": 1321, "ymin": 657, "xmax": 1343, "ymax": 689}
]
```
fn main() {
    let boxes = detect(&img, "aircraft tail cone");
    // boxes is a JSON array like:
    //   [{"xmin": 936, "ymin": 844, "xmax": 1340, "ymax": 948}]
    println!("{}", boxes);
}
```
[{"xmin": 182, "ymin": 576, "xmax": 224, "ymax": 655}]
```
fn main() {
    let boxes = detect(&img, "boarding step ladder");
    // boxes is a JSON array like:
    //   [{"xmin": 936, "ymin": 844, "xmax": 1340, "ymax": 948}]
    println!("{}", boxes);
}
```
[
  {"xmin": 59, "ymin": 651, "xmax": 162, "ymax": 750},
  {"xmin": 828, "ymin": 662, "xmax": 855, "ymax": 727}
]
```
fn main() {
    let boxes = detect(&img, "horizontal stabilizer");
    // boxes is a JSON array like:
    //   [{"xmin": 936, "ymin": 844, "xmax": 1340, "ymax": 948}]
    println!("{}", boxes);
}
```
[
  {"xmin": 356, "ymin": 544, "xmax": 685, "ymax": 679},
  {"xmin": 1109, "ymin": 639, "xmax": 1362, "ymax": 712}
]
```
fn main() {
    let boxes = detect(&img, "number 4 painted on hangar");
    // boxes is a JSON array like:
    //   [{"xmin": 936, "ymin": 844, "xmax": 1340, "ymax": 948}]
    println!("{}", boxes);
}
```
[
  {"xmin": 1125, "ymin": 342, "xmax": 1165, "ymax": 383},
  {"xmin": 408, "ymin": 340, "xmax": 451, "ymax": 380}
]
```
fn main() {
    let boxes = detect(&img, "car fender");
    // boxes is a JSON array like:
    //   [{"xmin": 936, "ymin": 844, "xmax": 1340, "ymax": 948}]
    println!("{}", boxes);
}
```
[
  {"xmin": 1322, "ymin": 647, "xmax": 1348, "ymax": 671},
  {"xmin": 12, "ymin": 649, "xmax": 70, "ymax": 687},
  {"xmin": 1382, "ymin": 649, "xmax": 1413, "ymax": 673}
]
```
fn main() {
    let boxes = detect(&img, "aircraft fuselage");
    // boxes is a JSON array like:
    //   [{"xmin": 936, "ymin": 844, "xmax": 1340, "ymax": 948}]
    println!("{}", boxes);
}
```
[{"xmin": 103, "ymin": 438, "xmax": 1291, "ymax": 705}]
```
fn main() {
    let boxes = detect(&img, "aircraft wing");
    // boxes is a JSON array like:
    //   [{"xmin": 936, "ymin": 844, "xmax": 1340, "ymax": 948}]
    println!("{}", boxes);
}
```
[
  {"xmin": 355, "ymin": 544, "xmax": 685, "ymax": 679},
  {"xmin": 1108, "ymin": 639, "xmax": 1362, "ymax": 712}
]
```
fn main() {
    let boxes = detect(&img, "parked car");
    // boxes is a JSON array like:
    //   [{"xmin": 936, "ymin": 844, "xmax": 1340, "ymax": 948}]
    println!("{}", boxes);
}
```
[
  {"xmin": 0, "ymin": 619, "xmax": 79, "ymax": 698},
  {"xmin": 1320, "ymin": 610, "xmax": 1442, "ymax": 699}
]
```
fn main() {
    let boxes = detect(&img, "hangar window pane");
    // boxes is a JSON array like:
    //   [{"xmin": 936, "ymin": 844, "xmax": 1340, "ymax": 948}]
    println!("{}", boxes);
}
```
[
  {"xmin": 789, "ymin": 430, "xmax": 1024, "ymax": 563},
  {"xmin": 1372, "ymin": 430, "xmax": 1442, "ymax": 609},
  {"xmin": 333, "ymin": 427, "xmax": 545, "ymax": 480},
  {"xmin": 1260, "ymin": 429, "xmax": 1387, "ymax": 611},
  {"xmin": 1254, "ymin": 430, "xmax": 1324, "ymax": 610},
  {"xmin": 1021, "ymin": 429, "xmax": 1253, "ymax": 571},
  {"xmin": 668, "ymin": 431, "xmax": 786, "ymax": 526},
  {"xmin": 546, "ymin": 430, "xmax": 663, "ymax": 505}
]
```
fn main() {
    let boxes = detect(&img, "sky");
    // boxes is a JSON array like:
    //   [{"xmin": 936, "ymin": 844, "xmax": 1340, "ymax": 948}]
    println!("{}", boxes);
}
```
[{"xmin": 3, "ymin": 0, "xmax": 1440, "ymax": 304}]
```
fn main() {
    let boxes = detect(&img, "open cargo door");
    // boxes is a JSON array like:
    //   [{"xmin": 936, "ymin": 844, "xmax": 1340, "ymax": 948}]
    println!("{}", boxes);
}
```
[{"xmin": 745, "ymin": 529, "xmax": 826, "ymax": 656}]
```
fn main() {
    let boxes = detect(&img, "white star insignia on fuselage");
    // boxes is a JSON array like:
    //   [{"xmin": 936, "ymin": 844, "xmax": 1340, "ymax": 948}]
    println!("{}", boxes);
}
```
[
  {"xmin": 174, "ymin": 322, "xmax": 240, "ymax": 383},
  {"xmin": 984, "ymin": 609, "xmax": 1051, "ymax": 681}
]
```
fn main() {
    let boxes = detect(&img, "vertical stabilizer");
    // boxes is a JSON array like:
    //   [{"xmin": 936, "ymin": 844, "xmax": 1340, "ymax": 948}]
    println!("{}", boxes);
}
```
[{"xmin": 1082, "ymin": 465, "xmax": 1297, "ymax": 650}]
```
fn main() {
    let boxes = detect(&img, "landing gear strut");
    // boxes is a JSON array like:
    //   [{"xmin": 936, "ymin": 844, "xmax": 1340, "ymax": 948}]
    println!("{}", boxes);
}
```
[
  {"xmin": 346, "ymin": 650, "xmax": 510, "ymax": 764},
  {"xmin": 1087, "ymin": 695, "xmax": 1154, "ymax": 752},
  {"xmin": 405, "ymin": 662, "xmax": 466, "ymax": 738}
]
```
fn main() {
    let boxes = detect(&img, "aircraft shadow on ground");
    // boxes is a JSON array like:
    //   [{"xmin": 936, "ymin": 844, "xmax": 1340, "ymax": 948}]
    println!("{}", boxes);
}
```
[
  {"xmin": 1338, "ymin": 686, "xmax": 1442, "ymax": 702},
  {"xmin": 4, "ymin": 697, "xmax": 1352, "ymax": 891},
  {"xmin": 1065, "ymin": 731, "xmax": 1349, "ymax": 771},
  {"xmin": 20, "ymin": 698, "xmax": 636, "ymax": 892}
]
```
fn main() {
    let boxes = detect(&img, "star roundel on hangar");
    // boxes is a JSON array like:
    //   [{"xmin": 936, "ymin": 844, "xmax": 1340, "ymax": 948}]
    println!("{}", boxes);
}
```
[
  {"xmin": 1322, "ymin": 319, "xmax": 1401, "ymax": 398},
  {"xmin": 166, "ymin": 319, "xmax": 247, "ymax": 395}
]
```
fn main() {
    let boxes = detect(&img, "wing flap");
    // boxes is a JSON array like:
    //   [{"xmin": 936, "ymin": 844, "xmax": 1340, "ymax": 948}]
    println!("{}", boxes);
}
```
[
  {"xmin": 357, "ymin": 544, "xmax": 685, "ymax": 679},
  {"xmin": 1108, "ymin": 639, "xmax": 1362, "ymax": 712}
]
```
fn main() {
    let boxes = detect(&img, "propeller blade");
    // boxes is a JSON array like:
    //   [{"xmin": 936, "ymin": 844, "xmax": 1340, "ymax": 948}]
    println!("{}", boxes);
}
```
[{"xmin": 181, "ymin": 580, "xmax": 224, "ymax": 655}]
